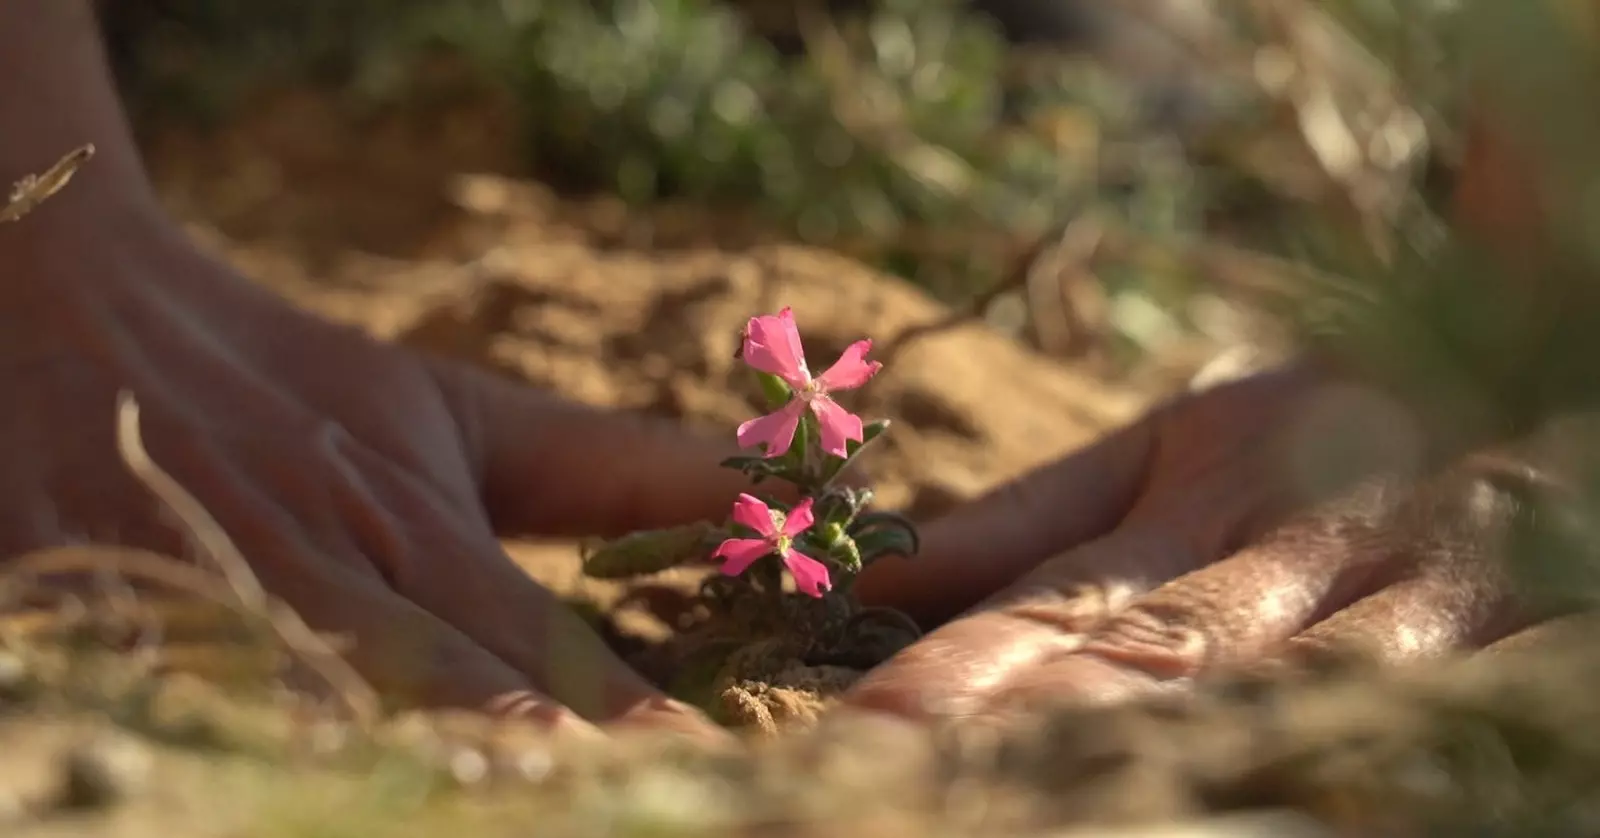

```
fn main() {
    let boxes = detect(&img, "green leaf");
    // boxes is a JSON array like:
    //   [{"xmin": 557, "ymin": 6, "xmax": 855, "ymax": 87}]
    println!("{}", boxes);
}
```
[
  {"xmin": 850, "ymin": 511, "xmax": 921, "ymax": 562},
  {"xmin": 580, "ymin": 521, "xmax": 720, "ymax": 579},
  {"xmin": 849, "ymin": 510, "xmax": 919, "ymax": 538},
  {"xmin": 852, "ymin": 527, "xmax": 919, "ymax": 563},
  {"xmin": 808, "ymin": 486, "xmax": 875, "ymax": 532},
  {"xmin": 719, "ymin": 454, "xmax": 787, "ymax": 484},
  {"xmin": 827, "ymin": 534, "xmax": 863, "ymax": 573}
]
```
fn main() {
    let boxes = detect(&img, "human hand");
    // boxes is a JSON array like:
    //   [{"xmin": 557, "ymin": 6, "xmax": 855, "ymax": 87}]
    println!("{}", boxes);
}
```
[
  {"xmin": 835, "ymin": 53, "xmax": 1596, "ymax": 724},
  {"xmin": 0, "ymin": 193, "xmax": 755, "ymax": 741},
  {"xmin": 842, "ymin": 362, "xmax": 1560, "ymax": 721}
]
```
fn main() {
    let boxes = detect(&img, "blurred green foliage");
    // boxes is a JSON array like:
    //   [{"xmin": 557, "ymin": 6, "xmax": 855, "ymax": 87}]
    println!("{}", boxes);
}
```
[
  {"xmin": 99, "ymin": 0, "xmax": 1600, "ymax": 415},
  {"xmin": 99, "ymin": 0, "xmax": 1211, "ymax": 360}
]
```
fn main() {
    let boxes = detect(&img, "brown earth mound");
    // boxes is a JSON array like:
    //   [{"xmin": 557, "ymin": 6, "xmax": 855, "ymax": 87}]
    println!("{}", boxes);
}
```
[{"xmin": 139, "ymin": 88, "xmax": 1156, "ymax": 728}]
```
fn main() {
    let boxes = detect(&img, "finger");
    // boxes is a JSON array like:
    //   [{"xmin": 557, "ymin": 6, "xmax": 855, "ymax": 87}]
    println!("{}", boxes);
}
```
[
  {"xmin": 157, "ymin": 440, "xmax": 596, "ymax": 734},
  {"xmin": 844, "ymin": 526, "xmax": 1190, "ymax": 721},
  {"xmin": 951, "ymin": 481, "xmax": 1392, "ymax": 716},
  {"xmin": 998, "ymin": 452, "xmax": 1535, "ymax": 713},
  {"xmin": 1282, "ymin": 558, "xmax": 1519, "ymax": 668},
  {"xmin": 1480, "ymin": 612, "xmax": 1600, "ymax": 657},
  {"xmin": 1283, "ymin": 472, "xmax": 1529, "ymax": 667},
  {"xmin": 1068, "ymin": 480, "xmax": 1402, "ymax": 680},
  {"xmin": 429, "ymin": 359, "xmax": 768, "ymax": 539},
  {"xmin": 858, "ymin": 363, "xmax": 1327, "ymax": 629},
  {"xmin": 324, "ymin": 429, "xmax": 725, "ymax": 737},
  {"xmin": 994, "ymin": 452, "xmax": 1529, "ymax": 715},
  {"xmin": 852, "ymin": 417, "xmax": 1155, "ymax": 625},
  {"xmin": 848, "ymin": 464, "xmax": 1411, "ymax": 721},
  {"xmin": 845, "ymin": 411, "xmax": 1299, "ymax": 723}
]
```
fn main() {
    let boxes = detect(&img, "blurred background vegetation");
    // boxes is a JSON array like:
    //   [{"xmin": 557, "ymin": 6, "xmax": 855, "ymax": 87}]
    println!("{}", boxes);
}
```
[
  {"xmin": 83, "ymin": 0, "xmax": 1600, "ymax": 467},
  {"xmin": 91, "ymin": 0, "xmax": 1476, "ymax": 380},
  {"xmin": 85, "ymin": 0, "xmax": 1600, "ymax": 630}
]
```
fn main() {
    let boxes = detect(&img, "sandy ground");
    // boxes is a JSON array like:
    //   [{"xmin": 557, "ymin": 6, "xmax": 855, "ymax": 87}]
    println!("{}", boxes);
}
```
[{"xmin": 141, "ymin": 88, "xmax": 1154, "ymax": 636}]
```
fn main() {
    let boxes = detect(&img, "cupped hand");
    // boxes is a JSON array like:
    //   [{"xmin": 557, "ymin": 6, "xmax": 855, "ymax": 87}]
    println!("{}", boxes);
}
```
[
  {"xmin": 844, "ymin": 362, "xmax": 1558, "ymax": 721},
  {"xmin": 0, "ymin": 199, "xmax": 751, "ymax": 740}
]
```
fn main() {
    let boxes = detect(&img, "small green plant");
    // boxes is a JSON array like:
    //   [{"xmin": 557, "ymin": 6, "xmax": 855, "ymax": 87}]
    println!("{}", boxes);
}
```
[{"xmin": 580, "ymin": 307, "xmax": 921, "ymax": 720}]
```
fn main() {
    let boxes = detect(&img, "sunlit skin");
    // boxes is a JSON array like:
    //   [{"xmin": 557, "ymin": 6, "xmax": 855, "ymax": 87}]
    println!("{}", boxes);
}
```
[
  {"xmin": 841, "ymin": 105, "xmax": 1569, "ymax": 721},
  {"xmin": 0, "ymin": 0, "xmax": 1575, "ymax": 737}
]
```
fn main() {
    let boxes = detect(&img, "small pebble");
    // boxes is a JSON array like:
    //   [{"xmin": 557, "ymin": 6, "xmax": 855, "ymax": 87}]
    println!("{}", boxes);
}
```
[
  {"xmin": 0, "ymin": 651, "xmax": 32, "ymax": 702},
  {"xmin": 446, "ymin": 746, "xmax": 490, "ymax": 787},
  {"xmin": 500, "ymin": 746, "xmax": 555, "ymax": 784},
  {"xmin": 614, "ymin": 768, "xmax": 737, "ymax": 831},
  {"xmin": 55, "ymin": 733, "xmax": 153, "ymax": 811}
]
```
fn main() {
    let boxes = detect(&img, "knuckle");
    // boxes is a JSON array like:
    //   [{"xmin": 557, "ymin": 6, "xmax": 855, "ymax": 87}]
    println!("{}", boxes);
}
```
[{"xmin": 1081, "ymin": 601, "xmax": 1211, "ymax": 679}]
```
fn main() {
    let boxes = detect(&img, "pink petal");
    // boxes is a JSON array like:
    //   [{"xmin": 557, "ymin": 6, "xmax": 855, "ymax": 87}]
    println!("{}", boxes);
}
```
[
  {"xmin": 808, "ymin": 396, "xmax": 865, "ymax": 458},
  {"xmin": 728, "ymin": 493, "xmax": 778, "ymax": 537},
  {"xmin": 814, "ymin": 339, "xmax": 882, "ymax": 392},
  {"xmin": 736, "ymin": 399, "xmax": 806, "ymax": 459},
  {"xmin": 741, "ymin": 307, "xmax": 811, "ymax": 389},
  {"xmin": 782, "ymin": 548, "xmax": 833, "ymax": 597},
  {"xmin": 781, "ymin": 498, "xmax": 816, "ymax": 537},
  {"xmin": 713, "ymin": 538, "xmax": 774, "ymax": 577}
]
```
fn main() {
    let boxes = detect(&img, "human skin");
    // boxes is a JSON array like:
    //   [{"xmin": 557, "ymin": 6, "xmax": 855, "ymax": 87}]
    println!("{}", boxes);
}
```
[
  {"xmin": 3, "ymin": 0, "xmax": 1571, "ymax": 736},
  {"xmin": 842, "ymin": 100, "xmax": 1570, "ymax": 721},
  {"xmin": 0, "ymin": 0, "xmax": 797, "ymax": 742}
]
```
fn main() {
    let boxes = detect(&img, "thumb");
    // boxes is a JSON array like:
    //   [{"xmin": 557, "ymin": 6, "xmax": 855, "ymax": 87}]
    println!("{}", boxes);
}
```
[
  {"xmin": 430, "ymin": 359, "xmax": 769, "ymax": 539},
  {"xmin": 853, "ymin": 416, "xmax": 1155, "ymax": 625}
]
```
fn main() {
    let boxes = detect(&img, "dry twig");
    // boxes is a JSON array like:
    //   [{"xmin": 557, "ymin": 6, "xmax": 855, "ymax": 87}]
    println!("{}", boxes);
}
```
[
  {"xmin": 111, "ymin": 391, "xmax": 380, "ymax": 725},
  {"xmin": 879, "ymin": 216, "xmax": 1103, "ymax": 364},
  {"xmin": 1, "ymin": 144, "xmax": 95, "ymax": 224}
]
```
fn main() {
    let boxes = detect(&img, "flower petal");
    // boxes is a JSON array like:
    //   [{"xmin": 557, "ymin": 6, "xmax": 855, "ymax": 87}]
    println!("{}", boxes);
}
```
[
  {"xmin": 809, "ymin": 396, "xmax": 865, "ymax": 459},
  {"xmin": 713, "ymin": 538, "xmax": 773, "ymax": 577},
  {"xmin": 782, "ymin": 548, "xmax": 833, "ymax": 597},
  {"xmin": 728, "ymin": 493, "xmax": 778, "ymax": 537},
  {"xmin": 741, "ymin": 307, "xmax": 810, "ymax": 388},
  {"xmin": 736, "ymin": 399, "xmax": 806, "ymax": 459},
  {"xmin": 814, "ymin": 339, "xmax": 882, "ymax": 392},
  {"xmin": 781, "ymin": 498, "xmax": 815, "ymax": 537}
]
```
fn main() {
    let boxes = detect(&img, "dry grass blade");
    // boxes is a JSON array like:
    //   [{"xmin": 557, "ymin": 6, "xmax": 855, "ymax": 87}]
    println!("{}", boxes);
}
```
[
  {"xmin": 113, "ymin": 390, "xmax": 381, "ymax": 725},
  {"xmin": 880, "ymin": 216, "xmax": 1103, "ymax": 364},
  {"xmin": 116, "ymin": 393, "xmax": 266, "ymax": 610},
  {"xmin": 1117, "ymin": 1, "xmax": 1424, "ymax": 258},
  {"xmin": 1, "ymin": 144, "xmax": 95, "ymax": 224}
]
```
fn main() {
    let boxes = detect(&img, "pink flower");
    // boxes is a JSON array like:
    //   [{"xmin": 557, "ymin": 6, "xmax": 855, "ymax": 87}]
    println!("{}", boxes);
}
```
[
  {"xmin": 736, "ymin": 307, "xmax": 882, "ymax": 458},
  {"xmin": 711, "ymin": 494, "xmax": 832, "ymax": 597}
]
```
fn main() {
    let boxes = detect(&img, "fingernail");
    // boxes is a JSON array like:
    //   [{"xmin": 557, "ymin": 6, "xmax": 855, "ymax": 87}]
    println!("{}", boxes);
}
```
[
  {"xmin": 485, "ymin": 692, "xmax": 606, "ymax": 743},
  {"xmin": 609, "ymin": 697, "xmax": 742, "ymax": 753}
]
